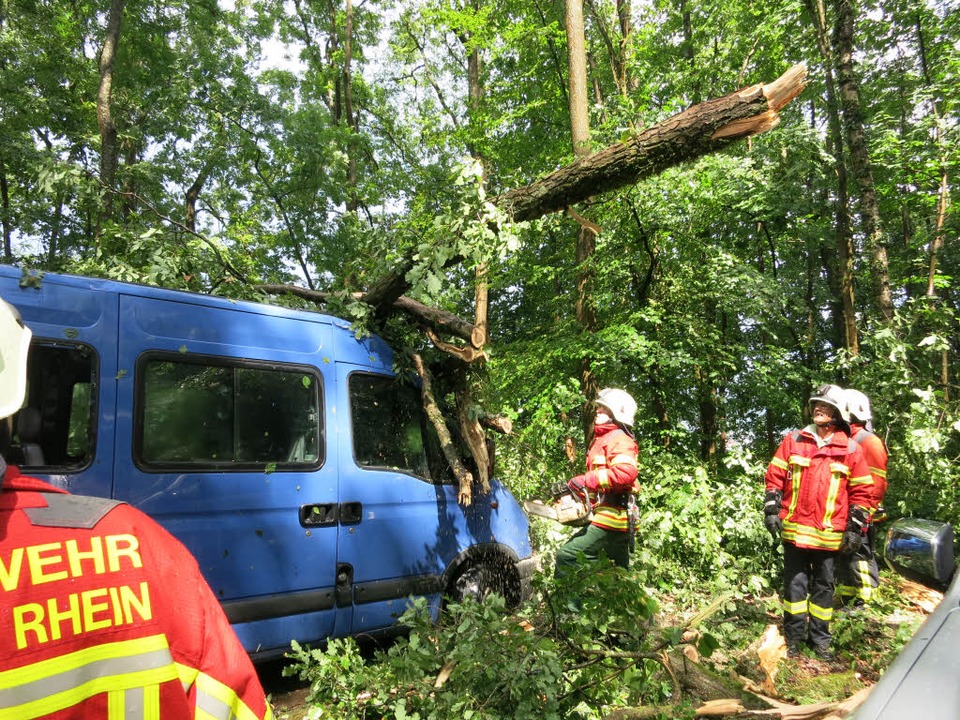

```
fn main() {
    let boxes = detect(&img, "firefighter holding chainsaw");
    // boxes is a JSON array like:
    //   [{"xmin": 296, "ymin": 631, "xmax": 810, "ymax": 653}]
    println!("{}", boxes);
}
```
[
  {"xmin": 0, "ymin": 299, "xmax": 274, "ymax": 718},
  {"xmin": 554, "ymin": 388, "xmax": 640, "ymax": 575}
]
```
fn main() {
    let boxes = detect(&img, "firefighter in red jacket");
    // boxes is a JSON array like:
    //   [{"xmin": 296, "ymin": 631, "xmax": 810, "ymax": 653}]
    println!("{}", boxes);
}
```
[
  {"xmin": 555, "ymin": 388, "xmax": 639, "ymax": 575},
  {"xmin": 763, "ymin": 384, "xmax": 874, "ymax": 659},
  {"xmin": 0, "ymin": 300, "xmax": 274, "ymax": 720},
  {"xmin": 835, "ymin": 388, "xmax": 889, "ymax": 609}
]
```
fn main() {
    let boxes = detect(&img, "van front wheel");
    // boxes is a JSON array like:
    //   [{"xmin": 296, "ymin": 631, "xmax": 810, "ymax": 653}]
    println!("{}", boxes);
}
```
[{"xmin": 448, "ymin": 557, "xmax": 520, "ymax": 607}]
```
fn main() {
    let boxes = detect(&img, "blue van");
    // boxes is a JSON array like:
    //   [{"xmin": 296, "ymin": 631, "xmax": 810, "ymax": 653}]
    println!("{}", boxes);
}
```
[{"xmin": 0, "ymin": 266, "xmax": 534, "ymax": 658}]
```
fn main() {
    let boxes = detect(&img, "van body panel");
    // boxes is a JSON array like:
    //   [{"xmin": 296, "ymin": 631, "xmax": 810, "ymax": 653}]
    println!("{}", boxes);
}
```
[
  {"xmin": 113, "ymin": 292, "xmax": 339, "ymax": 642},
  {"xmin": 0, "ymin": 266, "xmax": 534, "ymax": 657}
]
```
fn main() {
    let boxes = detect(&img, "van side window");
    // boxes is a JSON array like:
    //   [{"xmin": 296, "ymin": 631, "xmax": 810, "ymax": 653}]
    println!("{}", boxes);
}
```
[
  {"xmin": 11, "ymin": 342, "xmax": 97, "ymax": 471},
  {"xmin": 137, "ymin": 356, "xmax": 322, "ymax": 469},
  {"xmin": 349, "ymin": 373, "xmax": 430, "ymax": 479}
]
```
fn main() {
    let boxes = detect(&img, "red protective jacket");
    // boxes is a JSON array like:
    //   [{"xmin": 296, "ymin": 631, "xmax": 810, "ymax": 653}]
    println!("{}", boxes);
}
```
[
  {"xmin": 764, "ymin": 426, "xmax": 874, "ymax": 551},
  {"xmin": 577, "ymin": 424, "xmax": 639, "ymax": 532},
  {"xmin": 849, "ymin": 423, "xmax": 889, "ymax": 511},
  {"xmin": 0, "ymin": 465, "xmax": 274, "ymax": 720}
]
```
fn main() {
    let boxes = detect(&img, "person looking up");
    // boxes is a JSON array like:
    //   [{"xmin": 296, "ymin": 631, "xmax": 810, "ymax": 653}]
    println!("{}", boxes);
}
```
[{"xmin": 763, "ymin": 383, "xmax": 874, "ymax": 659}]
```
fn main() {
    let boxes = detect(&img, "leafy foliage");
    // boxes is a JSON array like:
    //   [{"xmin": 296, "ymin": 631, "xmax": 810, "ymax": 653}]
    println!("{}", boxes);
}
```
[{"xmin": 284, "ymin": 563, "xmax": 668, "ymax": 720}]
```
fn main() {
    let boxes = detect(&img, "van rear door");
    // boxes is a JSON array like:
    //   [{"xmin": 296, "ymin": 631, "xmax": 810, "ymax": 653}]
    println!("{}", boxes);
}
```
[{"xmin": 114, "ymin": 293, "xmax": 338, "ymax": 655}]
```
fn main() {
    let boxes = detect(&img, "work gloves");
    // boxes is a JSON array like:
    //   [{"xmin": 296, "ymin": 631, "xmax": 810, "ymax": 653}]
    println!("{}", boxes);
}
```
[
  {"xmin": 763, "ymin": 490, "xmax": 783, "ymax": 541},
  {"xmin": 551, "ymin": 476, "xmax": 589, "ymax": 502},
  {"xmin": 840, "ymin": 505, "xmax": 870, "ymax": 555}
]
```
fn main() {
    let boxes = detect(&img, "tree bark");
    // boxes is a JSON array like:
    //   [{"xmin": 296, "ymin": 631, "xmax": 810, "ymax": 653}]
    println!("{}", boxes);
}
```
[
  {"xmin": 833, "ymin": 0, "xmax": 894, "ymax": 322},
  {"xmin": 96, "ymin": 0, "xmax": 124, "ymax": 231},
  {"xmin": 358, "ymin": 65, "xmax": 807, "ymax": 314},
  {"xmin": 805, "ymin": 0, "xmax": 858, "ymax": 354},
  {"xmin": 566, "ymin": 0, "xmax": 600, "ymax": 440},
  {"xmin": 497, "ymin": 64, "xmax": 806, "ymax": 223},
  {"xmin": 412, "ymin": 353, "xmax": 474, "ymax": 506},
  {"xmin": 344, "ymin": 0, "xmax": 359, "ymax": 213},
  {"xmin": 0, "ymin": 157, "xmax": 11, "ymax": 262}
]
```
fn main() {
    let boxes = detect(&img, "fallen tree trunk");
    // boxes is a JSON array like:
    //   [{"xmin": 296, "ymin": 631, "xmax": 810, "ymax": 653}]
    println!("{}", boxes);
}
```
[
  {"xmin": 498, "ymin": 64, "xmax": 806, "ymax": 222},
  {"xmin": 362, "ymin": 63, "xmax": 807, "ymax": 310}
]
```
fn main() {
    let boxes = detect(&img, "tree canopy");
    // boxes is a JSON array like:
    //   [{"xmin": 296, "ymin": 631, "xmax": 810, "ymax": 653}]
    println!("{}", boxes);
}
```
[{"xmin": 2, "ymin": 0, "xmax": 959, "ymax": 527}]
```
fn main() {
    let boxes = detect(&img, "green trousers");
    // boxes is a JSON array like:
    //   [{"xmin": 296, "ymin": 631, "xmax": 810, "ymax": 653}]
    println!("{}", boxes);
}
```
[{"xmin": 554, "ymin": 524, "xmax": 630, "ymax": 578}]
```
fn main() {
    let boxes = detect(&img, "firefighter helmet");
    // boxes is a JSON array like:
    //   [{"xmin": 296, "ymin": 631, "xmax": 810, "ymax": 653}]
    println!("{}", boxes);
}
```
[
  {"xmin": 0, "ymin": 300, "xmax": 31, "ymax": 420},
  {"xmin": 596, "ymin": 387, "xmax": 637, "ymax": 428},
  {"xmin": 808, "ymin": 383, "xmax": 849, "ymax": 423},
  {"xmin": 843, "ymin": 388, "xmax": 872, "ymax": 424}
]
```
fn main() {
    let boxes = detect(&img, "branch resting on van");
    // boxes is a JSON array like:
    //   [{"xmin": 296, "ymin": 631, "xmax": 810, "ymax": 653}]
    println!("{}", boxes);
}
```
[
  {"xmin": 413, "ymin": 353, "xmax": 476, "ymax": 506},
  {"xmin": 255, "ymin": 284, "xmax": 486, "ymax": 352}
]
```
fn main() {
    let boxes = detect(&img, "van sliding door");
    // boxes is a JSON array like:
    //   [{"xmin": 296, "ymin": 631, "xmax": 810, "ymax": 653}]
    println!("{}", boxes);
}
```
[{"xmin": 114, "ymin": 293, "xmax": 339, "ymax": 655}]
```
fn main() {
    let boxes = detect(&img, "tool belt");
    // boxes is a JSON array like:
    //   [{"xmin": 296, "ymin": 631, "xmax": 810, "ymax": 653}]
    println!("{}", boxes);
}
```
[{"xmin": 601, "ymin": 492, "xmax": 631, "ymax": 509}]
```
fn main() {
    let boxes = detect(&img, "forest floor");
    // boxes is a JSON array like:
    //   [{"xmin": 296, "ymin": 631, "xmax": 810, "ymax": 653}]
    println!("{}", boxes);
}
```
[{"xmin": 258, "ymin": 570, "xmax": 938, "ymax": 719}]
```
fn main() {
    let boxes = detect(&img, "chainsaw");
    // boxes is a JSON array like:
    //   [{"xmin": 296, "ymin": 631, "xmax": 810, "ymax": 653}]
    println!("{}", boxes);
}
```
[{"xmin": 523, "ymin": 492, "xmax": 593, "ymax": 527}]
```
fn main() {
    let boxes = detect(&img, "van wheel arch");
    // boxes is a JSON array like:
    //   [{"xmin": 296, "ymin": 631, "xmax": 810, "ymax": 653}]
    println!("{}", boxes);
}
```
[{"xmin": 444, "ymin": 545, "xmax": 522, "ymax": 608}]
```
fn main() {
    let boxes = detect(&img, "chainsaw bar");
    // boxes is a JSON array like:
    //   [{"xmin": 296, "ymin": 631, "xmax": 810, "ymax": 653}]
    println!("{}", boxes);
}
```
[
  {"xmin": 523, "ymin": 499, "xmax": 560, "ymax": 521},
  {"xmin": 523, "ymin": 494, "xmax": 592, "ymax": 526}
]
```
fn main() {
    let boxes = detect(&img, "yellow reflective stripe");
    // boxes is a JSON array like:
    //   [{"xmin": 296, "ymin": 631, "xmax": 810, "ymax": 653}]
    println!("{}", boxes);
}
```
[
  {"xmin": 610, "ymin": 454, "xmax": 637, "ymax": 467},
  {"xmin": 108, "ymin": 689, "xmax": 123, "ymax": 720},
  {"xmin": 823, "ymin": 472, "xmax": 841, "ymax": 530},
  {"xmin": 191, "ymin": 667, "xmax": 273, "ymax": 720},
  {"xmin": 783, "ymin": 599, "xmax": 807, "ymax": 615},
  {"xmin": 591, "ymin": 507, "xmax": 629, "ymax": 531},
  {"xmin": 870, "ymin": 467, "xmax": 887, "ymax": 478},
  {"xmin": 848, "ymin": 474, "xmax": 874, "ymax": 487},
  {"xmin": 854, "ymin": 561, "xmax": 874, "ymax": 602},
  {"xmin": 789, "ymin": 455, "xmax": 810, "ymax": 467},
  {"xmin": 596, "ymin": 468, "xmax": 610, "ymax": 489},
  {"xmin": 835, "ymin": 584, "xmax": 858, "ymax": 598},
  {"xmin": 770, "ymin": 456, "xmax": 789, "ymax": 471},
  {"xmin": 829, "ymin": 461, "xmax": 850, "ymax": 475},
  {"xmin": 107, "ymin": 685, "xmax": 159, "ymax": 720},
  {"xmin": 809, "ymin": 602, "xmax": 833, "ymax": 622},
  {"xmin": 0, "ymin": 634, "xmax": 178, "ymax": 720},
  {"xmin": 782, "ymin": 521, "xmax": 843, "ymax": 550},
  {"xmin": 786, "ymin": 465, "xmax": 802, "ymax": 519},
  {"xmin": 145, "ymin": 684, "xmax": 160, "ymax": 720}
]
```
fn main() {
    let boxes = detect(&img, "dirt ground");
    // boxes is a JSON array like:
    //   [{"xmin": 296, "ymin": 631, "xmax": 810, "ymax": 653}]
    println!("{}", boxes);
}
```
[{"xmin": 257, "ymin": 658, "xmax": 313, "ymax": 720}]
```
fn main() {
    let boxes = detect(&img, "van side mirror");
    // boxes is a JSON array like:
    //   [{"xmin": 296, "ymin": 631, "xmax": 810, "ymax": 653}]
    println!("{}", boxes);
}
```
[{"xmin": 884, "ymin": 518, "xmax": 957, "ymax": 592}]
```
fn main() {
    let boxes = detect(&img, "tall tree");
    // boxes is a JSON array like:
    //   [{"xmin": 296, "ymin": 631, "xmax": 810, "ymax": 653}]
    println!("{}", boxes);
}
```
[{"xmin": 832, "ymin": 0, "xmax": 894, "ymax": 321}]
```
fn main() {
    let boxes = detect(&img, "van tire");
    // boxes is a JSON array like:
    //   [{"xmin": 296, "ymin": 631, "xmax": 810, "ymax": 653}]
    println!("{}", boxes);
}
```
[{"xmin": 447, "ymin": 555, "xmax": 520, "ymax": 608}]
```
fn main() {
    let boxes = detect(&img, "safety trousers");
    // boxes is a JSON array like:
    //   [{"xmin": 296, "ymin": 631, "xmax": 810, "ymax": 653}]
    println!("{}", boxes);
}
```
[
  {"xmin": 554, "ymin": 524, "xmax": 630, "ymax": 578},
  {"xmin": 782, "ymin": 543, "xmax": 836, "ymax": 649},
  {"xmin": 835, "ymin": 524, "xmax": 880, "ymax": 603}
]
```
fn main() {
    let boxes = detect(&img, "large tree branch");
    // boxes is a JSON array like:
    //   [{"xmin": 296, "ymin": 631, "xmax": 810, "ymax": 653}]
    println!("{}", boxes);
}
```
[
  {"xmin": 366, "ymin": 63, "xmax": 807, "ymax": 310},
  {"xmin": 496, "ymin": 63, "xmax": 806, "ymax": 222}
]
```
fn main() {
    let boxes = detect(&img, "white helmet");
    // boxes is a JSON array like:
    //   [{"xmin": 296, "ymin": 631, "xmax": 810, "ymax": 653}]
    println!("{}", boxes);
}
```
[
  {"xmin": 842, "ymin": 388, "xmax": 872, "ymax": 423},
  {"xmin": 0, "ymin": 300, "xmax": 31, "ymax": 420},
  {"xmin": 808, "ymin": 383, "xmax": 849, "ymax": 423},
  {"xmin": 596, "ymin": 387, "xmax": 637, "ymax": 428}
]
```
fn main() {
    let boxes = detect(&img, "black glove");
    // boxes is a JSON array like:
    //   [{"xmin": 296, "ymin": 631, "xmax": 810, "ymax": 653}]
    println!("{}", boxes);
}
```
[
  {"xmin": 763, "ymin": 490, "xmax": 783, "ymax": 541},
  {"xmin": 566, "ymin": 476, "xmax": 589, "ymax": 502},
  {"xmin": 841, "ymin": 505, "xmax": 869, "ymax": 554}
]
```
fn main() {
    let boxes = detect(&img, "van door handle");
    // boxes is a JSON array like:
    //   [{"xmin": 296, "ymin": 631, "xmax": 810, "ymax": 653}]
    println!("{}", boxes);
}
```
[
  {"xmin": 339, "ymin": 502, "xmax": 363, "ymax": 525},
  {"xmin": 299, "ymin": 503, "xmax": 338, "ymax": 527}
]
